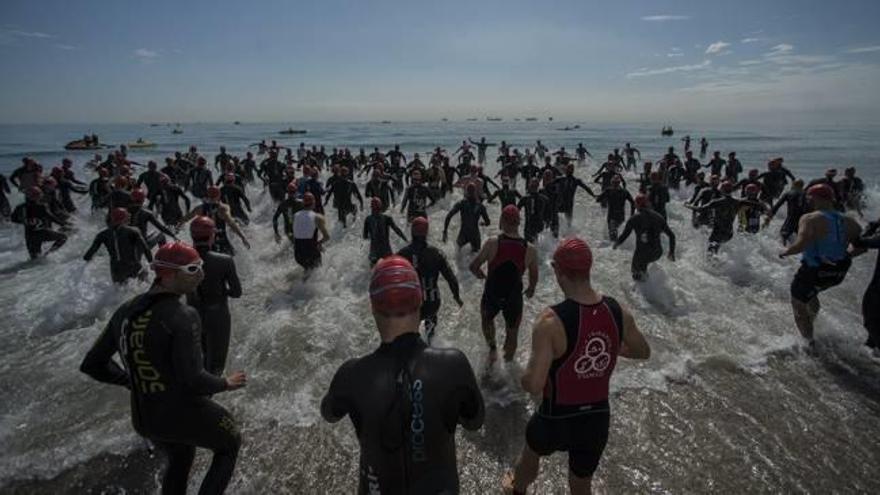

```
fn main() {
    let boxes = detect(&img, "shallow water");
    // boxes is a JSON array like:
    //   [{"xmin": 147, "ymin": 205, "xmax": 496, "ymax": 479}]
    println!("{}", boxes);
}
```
[{"xmin": 1, "ymin": 122, "xmax": 879, "ymax": 493}]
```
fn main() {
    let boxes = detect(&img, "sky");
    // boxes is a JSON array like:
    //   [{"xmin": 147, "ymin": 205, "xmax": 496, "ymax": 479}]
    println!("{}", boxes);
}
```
[{"xmin": 1, "ymin": 0, "xmax": 879, "ymax": 124}]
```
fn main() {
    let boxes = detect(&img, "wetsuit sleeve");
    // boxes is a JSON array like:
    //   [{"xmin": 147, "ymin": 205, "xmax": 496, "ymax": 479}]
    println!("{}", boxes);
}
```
[
  {"xmin": 225, "ymin": 257, "xmax": 242, "ymax": 298},
  {"xmin": 662, "ymin": 219, "xmax": 676, "ymax": 255},
  {"xmin": 443, "ymin": 202, "xmax": 462, "ymax": 234},
  {"xmin": 854, "ymin": 229, "xmax": 880, "ymax": 249},
  {"xmin": 80, "ymin": 311, "xmax": 129, "ymax": 387},
  {"xmin": 171, "ymin": 306, "xmax": 228, "ymax": 395},
  {"xmin": 616, "ymin": 218, "xmax": 635, "ymax": 245},
  {"xmin": 148, "ymin": 214, "xmax": 177, "ymax": 239},
  {"xmin": 83, "ymin": 231, "xmax": 107, "ymax": 261},
  {"xmin": 784, "ymin": 167, "xmax": 796, "ymax": 181},
  {"xmin": 438, "ymin": 254, "xmax": 461, "ymax": 301},
  {"xmin": 321, "ymin": 360, "xmax": 357, "ymax": 422},
  {"xmin": 577, "ymin": 179, "xmax": 595, "ymax": 196},
  {"xmin": 388, "ymin": 217, "xmax": 407, "ymax": 241},
  {"xmin": 180, "ymin": 189, "xmax": 191, "ymax": 211},
  {"xmin": 362, "ymin": 216, "xmax": 371, "ymax": 239},
  {"xmin": 769, "ymin": 194, "xmax": 788, "ymax": 216},
  {"xmin": 353, "ymin": 183, "xmax": 363, "ymax": 207},
  {"xmin": 134, "ymin": 230, "xmax": 153, "ymax": 262},
  {"xmin": 240, "ymin": 189, "xmax": 252, "ymax": 211},
  {"xmin": 451, "ymin": 351, "xmax": 484, "ymax": 430}
]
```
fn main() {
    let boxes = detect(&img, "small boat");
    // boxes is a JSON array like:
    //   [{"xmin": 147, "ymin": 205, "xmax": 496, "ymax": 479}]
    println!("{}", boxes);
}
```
[
  {"xmin": 128, "ymin": 139, "xmax": 157, "ymax": 149},
  {"xmin": 172, "ymin": 129, "xmax": 183, "ymax": 135},
  {"xmin": 279, "ymin": 128, "xmax": 307, "ymax": 135},
  {"xmin": 549, "ymin": 117, "xmax": 554, "ymax": 121},
  {"xmin": 234, "ymin": 121, "xmax": 241, "ymax": 125},
  {"xmin": 661, "ymin": 126, "xmax": 674, "ymax": 136},
  {"xmin": 466, "ymin": 118, "xmax": 478, "ymax": 121},
  {"xmin": 514, "ymin": 118, "xmax": 521, "ymax": 122},
  {"xmin": 64, "ymin": 139, "xmax": 108, "ymax": 151},
  {"xmin": 380, "ymin": 121, "xmax": 392, "ymax": 124},
  {"xmin": 149, "ymin": 123, "xmax": 159, "ymax": 127},
  {"xmin": 525, "ymin": 117, "xmax": 537, "ymax": 121},
  {"xmin": 487, "ymin": 117, "xmax": 502, "ymax": 121},
  {"xmin": 441, "ymin": 118, "xmax": 448, "ymax": 122}
]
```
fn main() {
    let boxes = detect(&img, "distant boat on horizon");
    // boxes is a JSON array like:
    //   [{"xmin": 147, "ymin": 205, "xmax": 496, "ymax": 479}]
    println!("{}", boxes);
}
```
[
  {"xmin": 380, "ymin": 120, "xmax": 392, "ymax": 124},
  {"xmin": 466, "ymin": 118, "xmax": 478, "ymax": 121},
  {"xmin": 487, "ymin": 117, "xmax": 502, "ymax": 121},
  {"xmin": 525, "ymin": 117, "xmax": 537, "ymax": 121},
  {"xmin": 234, "ymin": 121, "xmax": 241, "ymax": 125},
  {"xmin": 441, "ymin": 118, "xmax": 448, "ymax": 122},
  {"xmin": 548, "ymin": 117, "xmax": 554, "ymax": 121}
]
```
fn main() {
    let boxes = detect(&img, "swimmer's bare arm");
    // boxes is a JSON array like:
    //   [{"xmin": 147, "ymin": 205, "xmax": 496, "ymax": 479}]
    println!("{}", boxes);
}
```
[
  {"xmin": 219, "ymin": 205, "xmax": 250, "ymax": 249},
  {"xmin": 780, "ymin": 213, "xmax": 817, "ymax": 257},
  {"xmin": 521, "ymin": 309, "xmax": 561, "ymax": 395},
  {"xmin": 618, "ymin": 306, "xmax": 650, "ymax": 359},
  {"xmin": 316, "ymin": 214, "xmax": 330, "ymax": 245},
  {"xmin": 469, "ymin": 238, "xmax": 497, "ymax": 279}
]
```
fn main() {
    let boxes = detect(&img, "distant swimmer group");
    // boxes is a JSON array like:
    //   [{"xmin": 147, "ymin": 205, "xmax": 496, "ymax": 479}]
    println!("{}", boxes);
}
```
[{"xmin": 1, "ymin": 131, "xmax": 875, "ymax": 493}]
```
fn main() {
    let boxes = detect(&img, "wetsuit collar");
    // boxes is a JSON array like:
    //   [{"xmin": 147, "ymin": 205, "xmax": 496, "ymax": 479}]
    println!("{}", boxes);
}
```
[{"xmin": 378, "ymin": 332, "xmax": 424, "ymax": 353}]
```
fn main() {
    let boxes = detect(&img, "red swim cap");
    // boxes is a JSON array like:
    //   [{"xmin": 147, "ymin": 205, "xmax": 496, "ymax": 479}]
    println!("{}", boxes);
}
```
[
  {"xmin": 411, "ymin": 216, "xmax": 429, "ymax": 237},
  {"xmin": 302, "ymin": 192, "xmax": 315, "ymax": 207},
  {"xmin": 152, "ymin": 241, "xmax": 201, "ymax": 276},
  {"xmin": 99, "ymin": 168, "xmax": 109, "ymax": 178},
  {"xmin": 553, "ymin": 237, "xmax": 593, "ymax": 279},
  {"xmin": 114, "ymin": 176, "xmax": 129, "ymax": 188},
  {"xmin": 720, "ymin": 181, "xmax": 734, "ymax": 193},
  {"xmin": 634, "ymin": 194, "xmax": 649, "ymax": 208},
  {"xmin": 745, "ymin": 183, "xmax": 760, "ymax": 196},
  {"xmin": 748, "ymin": 168, "xmax": 759, "ymax": 178},
  {"xmin": 190, "ymin": 215, "xmax": 216, "ymax": 241},
  {"xmin": 159, "ymin": 173, "xmax": 170, "ymax": 184},
  {"xmin": 109, "ymin": 207, "xmax": 130, "ymax": 226},
  {"xmin": 206, "ymin": 185, "xmax": 221, "ymax": 199},
  {"xmin": 807, "ymin": 183, "xmax": 835, "ymax": 201},
  {"xmin": 287, "ymin": 180, "xmax": 298, "ymax": 193},
  {"xmin": 370, "ymin": 197, "xmax": 382, "ymax": 212},
  {"xmin": 51, "ymin": 167, "xmax": 63, "ymax": 178},
  {"xmin": 131, "ymin": 188, "xmax": 146, "ymax": 203},
  {"xmin": 501, "ymin": 205, "xmax": 520, "ymax": 224},
  {"xmin": 370, "ymin": 255, "xmax": 423, "ymax": 316},
  {"xmin": 43, "ymin": 177, "xmax": 57, "ymax": 188}
]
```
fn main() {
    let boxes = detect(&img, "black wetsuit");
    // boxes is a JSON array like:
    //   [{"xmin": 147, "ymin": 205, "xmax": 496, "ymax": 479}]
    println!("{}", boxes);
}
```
[
  {"xmin": 80, "ymin": 292, "xmax": 240, "ymax": 495},
  {"xmin": 617, "ymin": 209, "xmax": 675, "ymax": 280},
  {"xmin": 84, "ymin": 225, "xmax": 152, "ymax": 283},
  {"xmin": 137, "ymin": 170, "xmax": 163, "ymax": 207},
  {"xmin": 365, "ymin": 179, "xmax": 395, "ymax": 211},
  {"xmin": 187, "ymin": 246, "xmax": 242, "ymax": 376},
  {"xmin": 0, "ymin": 174, "xmax": 10, "ymax": 218},
  {"xmin": 690, "ymin": 185, "xmax": 720, "ymax": 228},
  {"xmin": 482, "ymin": 235, "xmax": 528, "ymax": 336},
  {"xmin": 129, "ymin": 206, "xmax": 175, "ymax": 248},
  {"xmin": 273, "ymin": 197, "xmax": 304, "ymax": 242},
  {"xmin": 11, "ymin": 200, "xmax": 68, "ymax": 259},
  {"xmin": 56, "ymin": 177, "xmax": 87, "ymax": 212},
  {"xmin": 647, "ymin": 183, "xmax": 671, "ymax": 220},
  {"xmin": 188, "ymin": 167, "xmax": 213, "ymax": 200},
  {"xmin": 853, "ymin": 222, "xmax": 880, "ymax": 349},
  {"xmin": 518, "ymin": 192, "xmax": 548, "ymax": 242},
  {"xmin": 199, "ymin": 202, "xmax": 234, "ymax": 256},
  {"xmin": 89, "ymin": 178, "xmax": 112, "ymax": 210},
  {"xmin": 363, "ymin": 213, "xmax": 407, "ymax": 265},
  {"xmin": 555, "ymin": 175, "xmax": 594, "ymax": 218},
  {"xmin": 220, "ymin": 184, "xmax": 251, "ymax": 225},
  {"xmin": 540, "ymin": 183, "xmax": 561, "ymax": 238},
  {"xmin": 401, "ymin": 185, "xmax": 436, "ymax": 222},
  {"xmin": 326, "ymin": 178, "xmax": 363, "ymax": 227},
  {"xmin": 595, "ymin": 188, "xmax": 634, "ymax": 242},
  {"xmin": 398, "ymin": 239, "xmax": 461, "ymax": 344},
  {"xmin": 158, "ymin": 184, "xmax": 190, "ymax": 226},
  {"xmin": 444, "ymin": 199, "xmax": 489, "ymax": 252},
  {"xmin": 259, "ymin": 158, "xmax": 286, "ymax": 201},
  {"xmin": 706, "ymin": 157, "xmax": 726, "ymax": 176},
  {"xmin": 758, "ymin": 167, "xmax": 797, "ymax": 199},
  {"xmin": 724, "ymin": 158, "xmax": 743, "ymax": 182},
  {"xmin": 488, "ymin": 187, "xmax": 522, "ymax": 208},
  {"xmin": 697, "ymin": 195, "xmax": 745, "ymax": 254},
  {"xmin": 321, "ymin": 333, "xmax": 484, "ymax": 494}
]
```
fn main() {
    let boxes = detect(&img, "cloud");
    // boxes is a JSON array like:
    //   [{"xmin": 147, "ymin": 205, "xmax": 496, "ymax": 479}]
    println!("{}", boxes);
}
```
[
  {"xmin": 641, "ymin": 15, "xmax": 690, "ymax": 22},
  {"xmin": 846, "ymin": 45, "xmax": 880, "ymax": 54},
  {"xmin": 741, "ymin": 37, "xmax": 762, "ymax": 44},
  {"xmin": 4, "ymin": 29, "xmax": 53, "ymax": 39},
  {"xmin": 739, "ymin": 59, "xmax": 764, "ymax": 66},
  {"xmin": 134, "ymin": 48, "xmax": 159, "ymax": 59},
  {"xmin": 768, "ymin": 44, "xmax": 794, "ymax": 55},
  {"xmin": 54, "ymin": 44, "xmax": 77, "ymax": 51},
  {"xmin": 705, "ymin": 41, "xmax": 731, "ymax": 55},
  {"xmin": 667, "ymin": 52, "xmax": 684, "ymax": 57},
  {"xmin": 626, "ymin": 60, "xmax": 711, "ymax": 78}
]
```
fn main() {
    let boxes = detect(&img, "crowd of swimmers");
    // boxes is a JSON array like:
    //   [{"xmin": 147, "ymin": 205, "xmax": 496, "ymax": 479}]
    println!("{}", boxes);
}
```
[{"xmin": 0, "ymin": 134, "xmax": 875, "ymax": 493}]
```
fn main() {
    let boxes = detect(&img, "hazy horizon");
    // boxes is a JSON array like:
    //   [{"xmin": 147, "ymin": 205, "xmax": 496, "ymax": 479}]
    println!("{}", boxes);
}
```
[{"xmin": 2, "ymin": 0, "xmax": 880, "ymax": 126}]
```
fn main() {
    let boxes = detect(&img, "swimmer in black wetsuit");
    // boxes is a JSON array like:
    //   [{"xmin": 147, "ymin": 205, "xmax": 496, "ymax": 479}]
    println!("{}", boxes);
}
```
[
  {"xmin": 10, "ymin": 186, "xmax": 68, "ymax": 259},
  {"xmin": 136, "ymin": 161, "xmax": 163, "ymax": 209},
  {"xmin": 363, "ymin": 197, "xmax": 407, "ymax": 265},
  {"xmin": 321, "ymin": 256, "xmax": 484, "ymax": 494},
  {"xmin": 219, "ymin": 174, "xmax": 252, "ymax": 226},
  {"xmin": 594, "ymin": 176, "xmax": 634, "ymax": 242},
  {"xmin": 488, "ymin": 176, "xmax": 523, "ymax": 208},
  {"xmin": 852, "ymin": 219, "xmax": 880, "ymax": 352},
  {"xmin": 469, "ymin": 137, "xmax": 495, "ymax": 165},
  {"xmin": 80, "ymin": 241, "xmax": 247, "ymax": 495},
  {"xmin": 273, "ymin": 181, "xmax": 304, "ymax": 244},
  {"xmin": 84, "ymin": 207, "xmax": 153, "ymax": 284},
  {"xmin": 555, "ymin": 164, "xmax": 596, "ymax": 226},
  {"xmin": 187, "ymin": 217, "xmax": 242, "ymax": 376},
  {"xmin": 687, "ymin": 181, "xmax": 761, "ymax": 254},
  {"xmin": 646, "ymin": 171, "xmax": 671, "ymax": 220},
  {"xmin": 325, "ymin": 166, "xmax": 363, "ymax": 228},
  {"xmin": 398, "ymin": 217, "xmax": 463, "ymax": 344},
  {"xmin": 470, "ymin": 205, "xmax": 539, "ymax": 363},
  {"xmin": 129, "ymin": 189, "xmax": 177, "ymax": 248},
  {"xmin": 188, "ymin": 157, "xmax": 214, "ymax": 200},
  {"xmin": 614, "ymin": 194, "xmax": 676, "ymax": 281},
  {"xmin": 540, "ymin": 170, "xmax": 562, "ymax": 238},
  {"xmin": 688, "ymin": 174, "xmax": 721, "ymax": 229},
  {"xmin": 156, "ymin": 173, "xmax": 190, "ymax": 226},
  {"xmin": 0, "ymin": 173, "xmax": 10, "ymax": 220},
  {"xmin": 444, "ymin": 183, "xmax": 490, "ymax": 253},
  {"xmin": 179, "ymin": 186, "xmax": 251, "ymax": 256},
  {"xmin": 503, "ymin": 237, "xmax": 650, "ymax": 495},
  {"xmin": 401, "ymin": 170, "xmax": 436, "ymax": 222}
]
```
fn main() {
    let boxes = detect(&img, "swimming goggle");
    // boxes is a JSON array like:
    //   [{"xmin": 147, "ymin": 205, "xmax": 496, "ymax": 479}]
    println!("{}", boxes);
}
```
[{"xmin": 151, "ymin": 259, "xmax": 204, "ymax": 274}]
